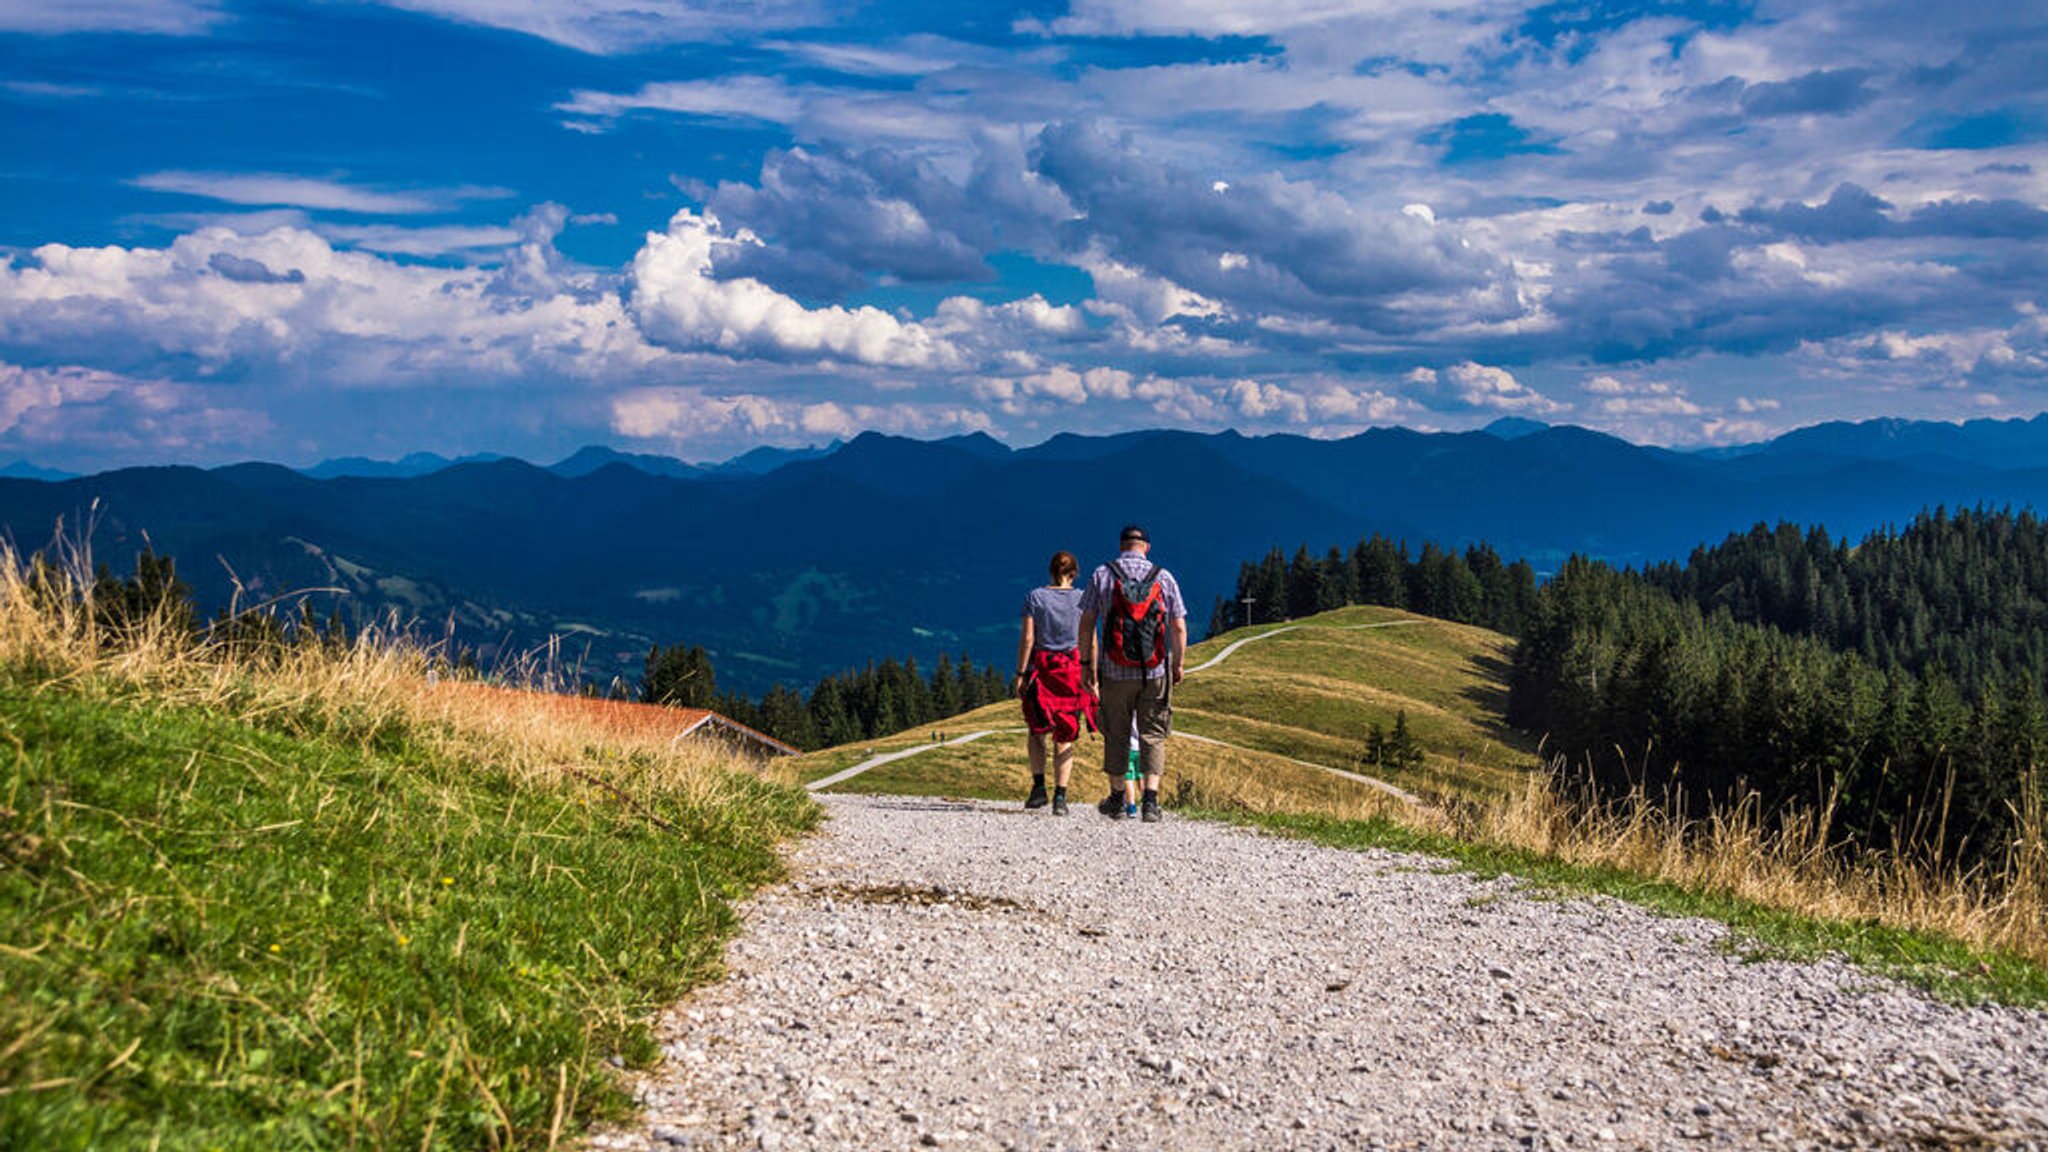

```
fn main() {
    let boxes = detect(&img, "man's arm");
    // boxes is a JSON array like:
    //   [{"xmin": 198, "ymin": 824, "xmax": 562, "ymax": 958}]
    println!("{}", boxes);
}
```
[
  {"xmin": 1078, "ymin": 608, "xmax": 1098, "ymax": 691},
  {"xmin": 1170, "ymin": 617, "xmax": 1188, "ymax": 685}
]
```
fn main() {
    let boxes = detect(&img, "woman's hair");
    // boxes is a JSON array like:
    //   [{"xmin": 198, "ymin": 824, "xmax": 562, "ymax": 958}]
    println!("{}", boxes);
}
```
[{"xmin": 1049, "ymin": 550, "xmax": 1078, "ymax": 582}]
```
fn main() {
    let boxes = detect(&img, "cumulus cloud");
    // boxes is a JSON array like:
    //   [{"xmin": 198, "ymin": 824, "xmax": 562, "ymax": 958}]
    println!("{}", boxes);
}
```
[
  {"xmin": 0, "ymin": 361, "xmax": 271, "ymax": 464},
  {"xmin": 628, "ymin": 208, "xmax": 961, "ymax": 369},
  {"xmin": 1078, "ymin": 248, "xmax": 1224, "ymax": 328},
  {"xmin": 609, "ymin": 385, "xmax": 990, "ymax": 448},
  {"xmin": 1226, "ymin": 378, "xmax": 1310, "ymax": 422},
  {"xmin": 1032, "ymin": 123, "xmax": 1512, "ymax": 334},
  {"xmin": 1308, "ymin": 384, "xmax": 1404, "ymax": 423},
  {"xmin": 699, "ymin": 147, "xmax": 997, "ymax": 298},
  {"xmin": 1441, "ymin": 362, "xmax": 1565, "ymax": 413},
  {"xmin": 1582, "ymin": 375, "xmax": 1703, "ymax": 416},
  {"xmin": 0, "ymin": 223, "xmax": 666, "ymax": 386}
]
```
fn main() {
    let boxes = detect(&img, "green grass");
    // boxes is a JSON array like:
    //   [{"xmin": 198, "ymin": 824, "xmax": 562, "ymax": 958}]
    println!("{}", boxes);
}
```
[
  {"xmin": 0, "ymin": 685, "xmax": 815, "ymax": 1150},
  {"xmin": 1171, "ymin": 605, "xmax": 1536, "ymax": 799},
  {"xmin": 1221, "ymin": 809, "xmax": 2048, "ymax": 1008}
]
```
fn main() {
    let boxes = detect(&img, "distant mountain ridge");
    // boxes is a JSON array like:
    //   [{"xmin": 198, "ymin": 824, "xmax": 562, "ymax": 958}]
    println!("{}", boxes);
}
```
[
  {"xmin": 8, "ymin": 414, "xmax": 2048, "ymax": 696},
  {"xmin": 298, "ymin": 440, "xmax": 845, "ymax": 481},
  {"xmin": 0, "ymin": 460, "xmax": 76, "ymax": 481}
]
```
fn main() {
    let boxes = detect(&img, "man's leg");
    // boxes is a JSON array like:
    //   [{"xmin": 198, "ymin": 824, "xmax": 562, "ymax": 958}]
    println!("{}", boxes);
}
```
[
  {"xmin": 1098, "ymin": 677, "xmax": 1138, "ymax": 818},
  {"xmin": 1136, "ymin": 675, "xmax": 1171, "ymax": 821}
]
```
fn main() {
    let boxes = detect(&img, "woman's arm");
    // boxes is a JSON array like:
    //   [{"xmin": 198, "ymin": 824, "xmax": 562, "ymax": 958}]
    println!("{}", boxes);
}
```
[{"xmin": 1014, "ymin": 614, "xmax": 1035, "ymax": 697}]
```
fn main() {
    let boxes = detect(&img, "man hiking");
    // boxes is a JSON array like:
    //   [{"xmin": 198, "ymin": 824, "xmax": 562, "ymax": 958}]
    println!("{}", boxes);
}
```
[{"xmin": 1078, "ymin": 524, "xmax": 1187, "ymax": 823}]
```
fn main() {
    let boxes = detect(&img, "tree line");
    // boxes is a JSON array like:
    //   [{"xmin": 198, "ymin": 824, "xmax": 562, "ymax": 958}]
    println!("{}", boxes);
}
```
[
  {"xmin": 1208, "ymin": 535, "xmax": 1539, "ymax": 637},
  {"xmin": 641, "ymin": 642, "xmax": 1012, "ymax": 751},
  {"xmin": 1641, "ymin": 509, "xmax": 2048, "ymax": 694},
  {"xmin": 1510, "ymin": 509, "xmax": 2048, "ymax": 869}
]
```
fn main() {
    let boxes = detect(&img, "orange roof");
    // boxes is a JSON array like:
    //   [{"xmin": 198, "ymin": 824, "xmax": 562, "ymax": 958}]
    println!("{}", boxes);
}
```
[{"xmin": 429, "ymin": 680, "xmax": 799, "ymax": 756}]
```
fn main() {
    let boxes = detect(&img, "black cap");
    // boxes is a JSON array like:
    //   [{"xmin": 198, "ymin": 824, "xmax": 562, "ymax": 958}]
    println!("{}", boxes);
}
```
[{"xmin": 1119, "ymin": 524, "xmax": 1149, "ymax": 543}]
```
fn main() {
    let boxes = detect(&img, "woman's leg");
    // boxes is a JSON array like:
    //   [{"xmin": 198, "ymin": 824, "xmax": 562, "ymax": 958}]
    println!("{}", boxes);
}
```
[
  {"xmin": 1052, "ymin": 739, "xmax": 1074, "ymax": 788},
  {"xmin": 1027, "ymin": 730, "xmax": 1048, "ymax": 777}
]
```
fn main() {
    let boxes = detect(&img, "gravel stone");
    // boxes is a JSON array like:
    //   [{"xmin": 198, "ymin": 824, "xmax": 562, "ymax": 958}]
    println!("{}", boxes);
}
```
[{"xmin": 604, "ymin": 794, "xmax": 2048, "ymax": 1150}]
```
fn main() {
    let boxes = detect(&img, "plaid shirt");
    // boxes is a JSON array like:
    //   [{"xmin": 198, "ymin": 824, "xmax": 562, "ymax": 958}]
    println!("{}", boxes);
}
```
[{"xmin": 1080, "ymin": 551, "xmax": 1186, "ymax": 681}]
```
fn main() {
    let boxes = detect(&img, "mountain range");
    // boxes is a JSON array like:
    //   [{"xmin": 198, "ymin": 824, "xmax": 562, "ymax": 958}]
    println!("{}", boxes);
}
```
[{"xmin": 7, "ymin": 414, "xmax": 2048, "ymax": 695}]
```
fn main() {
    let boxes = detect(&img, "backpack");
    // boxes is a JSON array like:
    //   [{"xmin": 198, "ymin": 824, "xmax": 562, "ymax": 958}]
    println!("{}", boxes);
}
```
[{"xmin": 1103, "ymin": 562, "xmax": 1168, "ymax": 670}]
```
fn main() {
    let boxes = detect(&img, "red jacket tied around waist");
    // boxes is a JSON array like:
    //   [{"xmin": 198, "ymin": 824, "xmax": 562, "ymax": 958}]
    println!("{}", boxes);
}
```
[{"xmin": 1022, "ymin": 649, "xmax": 1099, "ymax": 743}]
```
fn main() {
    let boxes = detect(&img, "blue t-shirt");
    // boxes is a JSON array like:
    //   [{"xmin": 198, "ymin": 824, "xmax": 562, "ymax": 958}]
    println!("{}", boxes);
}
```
[{"xmin": 1023, "ymin": 586, "xmax": 1083, "ymax": 652}]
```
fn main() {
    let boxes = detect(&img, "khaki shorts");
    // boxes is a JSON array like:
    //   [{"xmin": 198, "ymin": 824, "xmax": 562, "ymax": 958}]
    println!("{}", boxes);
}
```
[{"xmin": 1098, "ymin": 673, "xmax": 1170, "ymax": 778}]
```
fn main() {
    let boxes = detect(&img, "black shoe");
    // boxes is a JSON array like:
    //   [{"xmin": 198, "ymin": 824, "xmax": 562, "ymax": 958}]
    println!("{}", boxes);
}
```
[
  {"xmin": 1052, "ymin": 792, "xmax": 1069, "ymax": 816},
  {"xmin": 1098, "ymin": 793, "xmax": 1125, "ymax": 820},
  {"xmin": 1025, "ymin": 783, "xmax": 1049, "ymax": 809},
  {"xmin": 1141, "ymin": 797, "xmax": 1162, "ymax": 823}
]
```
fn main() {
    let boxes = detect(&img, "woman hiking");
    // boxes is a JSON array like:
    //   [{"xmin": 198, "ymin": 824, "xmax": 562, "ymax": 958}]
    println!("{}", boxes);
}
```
[{"xmin": 1014, "ymin": 550, "xmax": 1098, "ymax": 815}]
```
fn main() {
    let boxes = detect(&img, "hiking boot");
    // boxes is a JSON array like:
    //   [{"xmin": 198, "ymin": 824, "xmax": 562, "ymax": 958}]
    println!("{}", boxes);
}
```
[
  {"xmin": 1025, "ymin": 783, "xmax": 1049, "ymax": 810},
  {"xmin": 1141, "ymin": 797, "xmax": 1162, "ymax": 823},
  {"xmin": 1052, "ymin": 792, "xmax": 1069, "ymax": 816},
  {"xmin": 1098, "ymin": 793, "xmax": 1125, "ymax": 820}
]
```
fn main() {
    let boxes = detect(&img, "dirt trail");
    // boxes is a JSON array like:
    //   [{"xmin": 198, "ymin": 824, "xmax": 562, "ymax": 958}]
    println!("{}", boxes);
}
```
[{"xmin": 600, "ymin": 794, "xmax": 2048, "ymax": 1152}]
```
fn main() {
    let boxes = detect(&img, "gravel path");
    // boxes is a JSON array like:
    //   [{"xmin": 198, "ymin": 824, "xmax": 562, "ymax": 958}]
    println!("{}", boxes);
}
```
[{"xmin": 599, "ymin": 795, "xmax": 2048, "ymax": 1152}]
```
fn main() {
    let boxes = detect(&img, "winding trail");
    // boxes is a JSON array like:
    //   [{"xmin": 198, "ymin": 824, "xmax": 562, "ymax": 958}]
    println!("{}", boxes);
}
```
[
  {"xmin": 1181, "ymin": 617, "xmax": 1435, "ymax": 675},
  {"xmin": 806, "ymin": 618, "xmax": 1437, "ymax": 798}
]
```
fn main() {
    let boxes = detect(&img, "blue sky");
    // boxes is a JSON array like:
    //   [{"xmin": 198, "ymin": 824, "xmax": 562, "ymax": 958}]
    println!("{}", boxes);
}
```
[{"xmin": 1, "ymin": 0, "xmax": 2044, "ymax": 469}]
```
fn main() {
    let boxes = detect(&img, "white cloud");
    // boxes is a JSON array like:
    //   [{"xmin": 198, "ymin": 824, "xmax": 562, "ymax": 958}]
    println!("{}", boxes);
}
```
[
  {"xmin": 1581, "ymin": 374, "xmax": 1702, "ymax": 415},
  {"xmin": 629, "ymin": 208, "xmax": 960, "ymax": 369},
  {"xmin": 319, "ymin": 223, "xmax": 524, "ymax": 258},
  {"xmin": 0, "ymin": 0, "xmax": 220, "ymax": 34},
  {"xmin": 132, "ymin": 171, "xmax": 511, "ymax": 215},
  {"xmin": 1699, "ymin": 417, "xmax": 1774, "ymax": 444},
  {"xmin": 0, "ymin": 360, "xmax": 270, "ymax": 462},
  {"xmin": 1226, "ymin": 378, "xmax": 1309, "ymax": 422},
  {"xmin": 1443, "ymin": 361, "xmax": 1565, "ymax": 413},
  {"xmin": 0, "ymin": 224, "xmax": 668, "ymax": 387},
  {"xmin": 374, "ymin": 0, "xmax": 827, "ymax": 54},
  {"xmin": 1309, "ymin": 384, "xmax": 1403, "ymax": 422},
  {"xmin": 608, "ymin": 385, "xmax": 990, "ymax": 449},
  {"xmin": 556, "ymin": 77, "xmax": 807, "ymax": 125},
  {"xmin": 1034, "ymin": 0, "xmax": 1480, "ymax": 38},
  {"xmin": 933, "ymin": 294, "xmax": 1086, "ymax": 338},
  {"xmin": 1078, "ymin": 248, "xmax": 1223, "ymax": 327}
]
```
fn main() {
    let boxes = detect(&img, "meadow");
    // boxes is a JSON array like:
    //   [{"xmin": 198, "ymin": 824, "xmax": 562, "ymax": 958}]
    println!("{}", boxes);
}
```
[{"xmin": 0, "ymin": 537, "xmax": 814, "ymax": 1150}]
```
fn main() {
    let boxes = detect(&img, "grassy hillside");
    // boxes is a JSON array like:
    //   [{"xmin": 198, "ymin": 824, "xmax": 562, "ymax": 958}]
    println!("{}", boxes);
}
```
[
  {"xmin": 792, "ymin": 604, "xmax": 1534, "ymax": 812},
  {"xmin": 0, "ymin": 548, "xmax": 815, "ymax": 1150}
]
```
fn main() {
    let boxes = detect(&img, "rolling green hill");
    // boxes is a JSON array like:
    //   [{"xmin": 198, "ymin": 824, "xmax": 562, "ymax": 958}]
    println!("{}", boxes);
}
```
[{"xmin": 790, "ymin": 604, "xmax": 1537, "ymax": 811}]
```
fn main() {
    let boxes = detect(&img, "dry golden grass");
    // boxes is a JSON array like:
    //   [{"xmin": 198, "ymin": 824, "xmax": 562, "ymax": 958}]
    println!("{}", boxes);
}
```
[
  {"xmin": 0, "ymin": 530, "xmax": 757, "ymax": 813},
  {"xmin": 1452, "ymin": 769, "xmax": 2048, "ymax": 968}
]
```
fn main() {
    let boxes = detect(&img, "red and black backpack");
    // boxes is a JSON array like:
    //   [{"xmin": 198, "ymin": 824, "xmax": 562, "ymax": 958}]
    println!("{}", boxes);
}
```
[{"xmin": 1103, "ymin": 563, "xmax": 1168, "ymax": 670}]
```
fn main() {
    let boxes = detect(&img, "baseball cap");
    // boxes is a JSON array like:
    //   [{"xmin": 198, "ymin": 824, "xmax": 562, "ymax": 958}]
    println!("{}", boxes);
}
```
[{"xmin": 1119, "ymin": 524, "xmax": 1149, "ymax": 543}]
